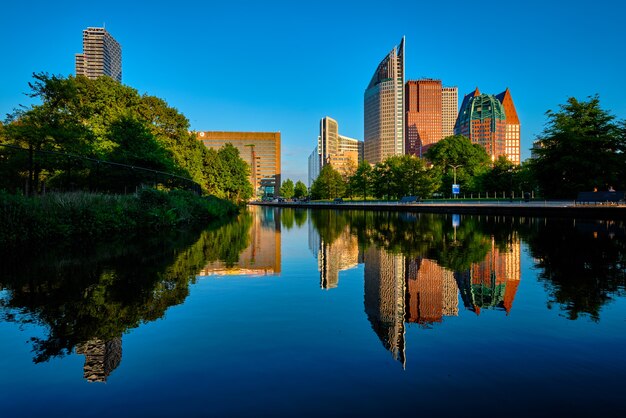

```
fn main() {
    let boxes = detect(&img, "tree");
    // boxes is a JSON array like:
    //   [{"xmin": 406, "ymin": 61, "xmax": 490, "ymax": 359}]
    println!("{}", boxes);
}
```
[
  {"xmin": 294, "ymin": 180, "xmax": 308, "ymax": 199},
  {"xmin": 349, "ymin": 161, "xmax": 372, "ymax": 199},
  {"xmin": 426, "ymin": 135, "xmax": 491, "ymax": 195},
  {"xmin": 216, "ymin": 144, "xmax": 253, "ymax": 202},
  {"xmin": 529, "ymin": 96, "xmax": 625, "ymax": 198},
  {"xmin": 280, "ymin": 178, "xmax": 295, "ymax": 198},
  {"xmin": 310, "ymin": 164, "xmax": 346, "ymax": 199}
]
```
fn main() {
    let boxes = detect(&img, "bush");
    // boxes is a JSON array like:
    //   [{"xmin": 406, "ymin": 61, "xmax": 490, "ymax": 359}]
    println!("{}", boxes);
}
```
[{"xmin": 0, "ymin": 189, "xmax": 237, "ymax": 246}]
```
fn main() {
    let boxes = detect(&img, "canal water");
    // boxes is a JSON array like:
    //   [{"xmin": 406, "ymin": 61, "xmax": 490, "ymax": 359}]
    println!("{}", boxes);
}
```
[{"xmin": 1, "ymin": 206, "xmax": 625, "ymax": 417}]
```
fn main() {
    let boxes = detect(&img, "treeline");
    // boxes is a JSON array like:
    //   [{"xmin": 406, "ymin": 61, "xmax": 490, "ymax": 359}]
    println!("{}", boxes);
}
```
[
  {"xmin": 0, "ymin": 73, "xmax": 252, "ymax": 201},
  {"xmin": 310, "ymin": 96, "xmax": 626, "ymax": 200}
]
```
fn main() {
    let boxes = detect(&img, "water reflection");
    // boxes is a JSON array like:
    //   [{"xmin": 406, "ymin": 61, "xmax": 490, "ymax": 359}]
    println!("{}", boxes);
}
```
[
  {"xmin": 0, "ymin": 215, "xmax": 254, "ymax": 382},
  {"xmin": 199, "ymin": 207, "xmax": 282, "ymax": 276},
  {"xmin": 1, "ymin": 206, "xmax": 626, "ymax": 385},
  {"xmin": 306, "ymin": 210, "xmax": 626, "ymax": 364}
]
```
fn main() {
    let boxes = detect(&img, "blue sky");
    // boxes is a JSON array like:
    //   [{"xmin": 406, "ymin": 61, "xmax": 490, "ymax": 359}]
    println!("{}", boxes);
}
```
[{"xmin": 1, "ymin": 0, "xmax": 625, "ymax": 182}]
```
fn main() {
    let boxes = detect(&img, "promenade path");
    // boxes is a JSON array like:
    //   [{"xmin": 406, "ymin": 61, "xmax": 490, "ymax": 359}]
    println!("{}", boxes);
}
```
[{"xmin": 250, "ymin": 199, "xmax": 626, "ymax": 219}]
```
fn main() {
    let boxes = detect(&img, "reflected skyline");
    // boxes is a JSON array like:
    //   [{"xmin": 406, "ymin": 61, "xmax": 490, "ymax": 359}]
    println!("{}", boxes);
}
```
[
  {"xmin": 1, "ymin": 207, "xmax": 625, "ymax": 387},
  {"xmin": 199, "ymin": 207, "xmax": 282, "ymax": 276}
]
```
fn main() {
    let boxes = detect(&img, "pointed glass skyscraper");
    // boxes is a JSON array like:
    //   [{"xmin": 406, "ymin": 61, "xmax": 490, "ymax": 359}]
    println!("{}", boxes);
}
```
[{"xmin": 364, "ymin": 37, "xmax": 405, "ymax": 164}]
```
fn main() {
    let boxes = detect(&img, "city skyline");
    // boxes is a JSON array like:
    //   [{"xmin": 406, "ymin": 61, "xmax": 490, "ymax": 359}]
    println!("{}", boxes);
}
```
[{"xmin": 1, "ymin": 0, "xmax": 625, "ymax": 183}]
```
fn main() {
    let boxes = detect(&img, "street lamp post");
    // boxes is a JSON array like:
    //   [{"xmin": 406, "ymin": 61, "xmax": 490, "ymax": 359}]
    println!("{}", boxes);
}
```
[{"xmin": 448, "ymin": 164, "xmax": 462, "ymax": 199}]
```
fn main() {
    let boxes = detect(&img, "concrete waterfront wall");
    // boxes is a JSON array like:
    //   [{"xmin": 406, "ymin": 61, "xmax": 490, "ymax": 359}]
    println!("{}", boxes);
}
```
[{"xmin": 250, "ymin": 200, "xmax": 626, "ymax": 220}]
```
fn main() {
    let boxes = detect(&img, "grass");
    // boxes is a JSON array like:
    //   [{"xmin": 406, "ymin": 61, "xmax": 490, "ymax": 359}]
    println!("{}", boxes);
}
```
[{"xmin": 0, "ymin": 188, "xmax": 237, "ymax": 246}]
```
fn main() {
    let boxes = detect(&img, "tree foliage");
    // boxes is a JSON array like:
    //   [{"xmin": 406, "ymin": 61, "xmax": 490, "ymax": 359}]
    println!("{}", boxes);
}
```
[
  {"xmin": 0, "ymin": 73, "xmax": 252, "ymax": 201},
  {"xmin": 280, "ymin": 178, "xmax": 295, "ymax": 198},
  {"xmin": 310, "ymin": 164, "xmax": 346, "ymax": 199},
  {"xmin": 294, "ymin": 180, "xmax": 308, "ymax": 199},
  {"xmin": 426, "ymin": 135, "xmax": 491, "ymax": 194},
  {"xmin": 529, "ymin": 95, "xmax": 626, "ymax": 198}
]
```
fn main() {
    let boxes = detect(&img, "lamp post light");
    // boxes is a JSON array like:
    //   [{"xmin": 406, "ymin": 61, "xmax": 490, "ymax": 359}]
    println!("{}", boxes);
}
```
[{"xmin": 448, "ymin": 164, "xmax": 463, "ymax": 199}]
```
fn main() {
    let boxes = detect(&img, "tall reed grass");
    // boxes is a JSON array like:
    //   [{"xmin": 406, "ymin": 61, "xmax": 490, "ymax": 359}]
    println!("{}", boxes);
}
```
[{"xmin": 0, "ymin": 188, "xmax": 237, "ymax": 246}]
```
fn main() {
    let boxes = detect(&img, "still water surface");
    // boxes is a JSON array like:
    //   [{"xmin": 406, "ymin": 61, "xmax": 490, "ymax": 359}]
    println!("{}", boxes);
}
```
[{"xmin": 1, "ymin": 207, "xmax": 625, "ymax": 417}]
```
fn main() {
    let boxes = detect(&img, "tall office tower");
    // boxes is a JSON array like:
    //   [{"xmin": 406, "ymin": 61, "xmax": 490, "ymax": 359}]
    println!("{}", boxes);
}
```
[
  {"xmin": 308, "ymin": 144, "xmax": 321, "ymax": 187},
  {"xmin": 75, "ymin": 27, "xmax": 122, "ymax": 82},
  {"xmin": 364, "ymin": 37, "xmax": 405, "ymax": 164},
  {"xmin": 496, "ymin": 88, "xmax": 521, "ymax": 165},
  {"xmin": 317, "ymin": 117, "xmax": 363, "ymax": 179},
  {"xmin": 339, "ymin": 135, "xmax": 364, "ymax": 165},
  {"xmin": 442, "ymin": 86, "xmax": 458, "ymax": 139},
  {"xmin": 320, "ymin": 117, "xmax": 340, "ymax": 166},
  {"xmin": 196, "ymin": 131, "xmax": 281, "ymax": 198},
  {"xmin": 454, "ymin": 88, "xmax": 506, "ymax": 161},
  {"xmin": 405, "ymin": 79, "xmax": 442, "ymax": 157}
]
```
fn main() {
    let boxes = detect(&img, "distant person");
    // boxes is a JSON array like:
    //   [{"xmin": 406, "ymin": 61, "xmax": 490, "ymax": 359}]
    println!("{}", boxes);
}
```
[
  {"xmin": 593, "ymin": 187, "xmax": 598, "ymax": 192},
  {"xmin": 609, "ymin": 186, "xmax": 615, "ymax": 192}
]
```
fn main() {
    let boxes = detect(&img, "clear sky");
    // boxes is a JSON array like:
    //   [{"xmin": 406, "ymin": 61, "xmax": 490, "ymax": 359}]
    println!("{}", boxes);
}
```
[{"xmin": 1, "ymin": 0, "xmax": 625, "ymax": 182}]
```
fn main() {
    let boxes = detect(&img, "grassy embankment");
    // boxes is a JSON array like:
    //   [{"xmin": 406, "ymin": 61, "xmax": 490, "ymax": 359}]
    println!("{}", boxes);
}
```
[{"xmin": 0, "ymin": 188, "xmax": 237, "ymax": 246}]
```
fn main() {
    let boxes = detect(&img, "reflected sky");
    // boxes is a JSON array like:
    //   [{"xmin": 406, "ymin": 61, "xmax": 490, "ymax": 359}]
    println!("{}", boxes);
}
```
[{"xmin": 1, "ymin": 207, "xmax": 625, "ymax": 416}]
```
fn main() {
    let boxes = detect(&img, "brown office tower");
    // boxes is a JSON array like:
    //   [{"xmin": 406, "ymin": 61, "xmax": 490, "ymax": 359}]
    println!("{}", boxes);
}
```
[
  {"xmin": 454, "ymin": 88, "xmax": 506, "ymax": 161},
  {"xmin": 196, "ymin": 131, "xmax": 281, "ymax": 198},
  {"xmin": 442, "ymin": 86, "xmax": 459, "ymax": 139},
  {"xmin": 496, "ymin": 88, "xmax": 521, "ymax": 165},
  {"xmin": 405, "ymin": 79, "xmax": 442, "ymax": 157},
  {"xmin": 75, "ymin": 27, "xmax": 122, "ymax": 82}
]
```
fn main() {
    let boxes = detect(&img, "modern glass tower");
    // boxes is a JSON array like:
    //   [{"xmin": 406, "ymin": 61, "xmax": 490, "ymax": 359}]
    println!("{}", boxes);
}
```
[
  {"xmin": 364, "ymin": 37, "xmax": 405, "ymax": 164},
  {"xmin": 75, "ymin": 27, "xmax": 122, "ymax": 82}
]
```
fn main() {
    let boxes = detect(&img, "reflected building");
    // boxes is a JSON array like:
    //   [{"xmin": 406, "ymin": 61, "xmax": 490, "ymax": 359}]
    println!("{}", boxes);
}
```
[
  {"xmin": 363, "ymin": 247, "xmax": 406, "ymax": 366},
  {"xmin": 308, "ymin": 219, "xmax": 360, "ymax": 289},
  {"xmin": 405, "ymin": 258, "xmax": 459, "ymax": 325},
  {"xmin": 199, "ymin": 208, "xmax": 281, "ymax": 276},
  {"xmin": 455, "ymin": 235, "xmax": 521, "ymax": 314},
  {"xmin": 75, "ymin": 338, "xmax": 122, "ymax": 383}
]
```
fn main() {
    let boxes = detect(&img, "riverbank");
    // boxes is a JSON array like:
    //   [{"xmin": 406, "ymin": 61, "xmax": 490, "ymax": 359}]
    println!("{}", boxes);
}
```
[
  {"xmin": 250, "ymin": 199, "xmax": 626, "ymax": 219},
  {"xmin": 0, "ymin": 189, "xmax": 237, "ymax": 246}
]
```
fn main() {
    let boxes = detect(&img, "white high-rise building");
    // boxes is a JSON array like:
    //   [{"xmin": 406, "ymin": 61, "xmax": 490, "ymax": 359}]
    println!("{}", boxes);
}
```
[
  {"xmin": 364, "ymin": 37, "xmax": 405, "ymax": 164},
  {"xmin": 75, "ymin": 27, "xmax": 122, "ymax": 82}
]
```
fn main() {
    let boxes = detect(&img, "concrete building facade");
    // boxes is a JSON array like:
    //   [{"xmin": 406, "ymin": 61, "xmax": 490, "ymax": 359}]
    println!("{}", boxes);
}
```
[{"xmin": 75, "ymin": 27, "xmax": 122, "ymax": 82}]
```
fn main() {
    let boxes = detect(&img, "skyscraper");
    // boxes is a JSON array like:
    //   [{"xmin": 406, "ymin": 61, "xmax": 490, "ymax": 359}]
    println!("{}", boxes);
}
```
[
  {"xmin": 442, "ymin": 86, "xmax": 459, "ymax": 139},
  {"xmin": 495, "ymin": 88, "xmax": 521, "ymax": 165},
  {"xmin": 75, "ymin": 27, "xmax": 122, "ymax": 82},
  {"xmin": 455, "ymin": 88, "xmax": 507, "ymax": 161},
  {"xmin": 364, "ymin": 37, "xmax": 405, "ymax": 164},
  {"xmin": 196, "ymin": 131, "xmax": 281, "ymax": 198},
  {"xmin": 309, "ymin": 117, "xmax": 363, "ymax": 184},
  {"xmin": 405, "ymin": 79, "xmax": 442, "ymax": 157}
]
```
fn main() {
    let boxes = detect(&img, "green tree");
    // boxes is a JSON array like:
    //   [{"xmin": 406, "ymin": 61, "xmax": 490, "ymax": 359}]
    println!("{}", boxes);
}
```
[
  {"xmin": 216, "ymin": 143, "xmax": 253, "ymax": 202},
  {"xmin": 426, "ymin": 135, "xmax": 491, "ymax": 195},
  {"xmin": 280, "ymin": 178, "xmax": 295, "ymax": 198},
  {"xmin": 310, "ymin": 164, "xmax": 346, "ymax": 199},
  {"xmin": 529, "ymin": 96, "xmax": 625, "ymax": 198},
  {"xmin": 349, "ymin": 161, "xmax": 372, "ymax": 199},
  {"xmin": 294, "ymin": 180, "xmax": 308, "ymax": 199}
]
